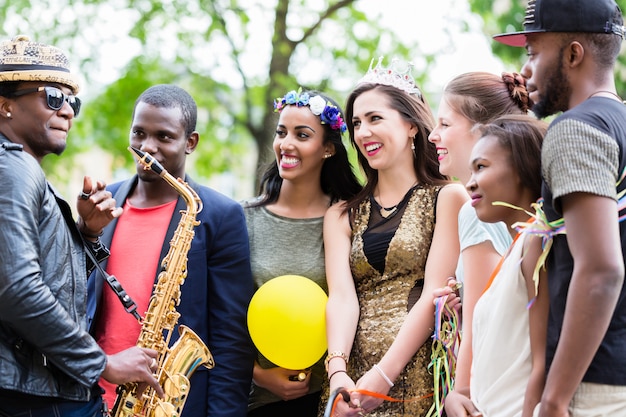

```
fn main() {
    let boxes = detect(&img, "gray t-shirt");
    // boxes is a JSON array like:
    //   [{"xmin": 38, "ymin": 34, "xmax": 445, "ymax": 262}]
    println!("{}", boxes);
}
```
[
  {"xmin": 243, "ymin": 202, "xmax": 327, "ymax": 410},
  {"xmin": 541, "ymin": 97, "xmax": 626, "ymax": 385}
]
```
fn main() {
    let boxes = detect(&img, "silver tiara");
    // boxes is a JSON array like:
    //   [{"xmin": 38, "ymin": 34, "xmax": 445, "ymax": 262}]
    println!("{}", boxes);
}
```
[{"xmin": 356, "ymin": 57, "xmax": 422, "ymax": 98}]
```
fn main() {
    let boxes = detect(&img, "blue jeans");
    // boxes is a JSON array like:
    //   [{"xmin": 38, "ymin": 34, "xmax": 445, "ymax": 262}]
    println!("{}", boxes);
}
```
[{"xmin": 0, "ymin": 391, "xmax": 106, "ymax": 417}]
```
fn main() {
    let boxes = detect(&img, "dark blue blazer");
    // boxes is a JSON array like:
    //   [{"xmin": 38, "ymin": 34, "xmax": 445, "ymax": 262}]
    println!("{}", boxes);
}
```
[{"xmin": 87, "ymin": 175, "xmax": 255, "ymax": 417}]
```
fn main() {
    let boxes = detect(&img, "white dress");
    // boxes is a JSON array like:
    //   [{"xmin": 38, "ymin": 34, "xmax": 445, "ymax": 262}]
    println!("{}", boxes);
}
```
[{"xmin": 470, "ymin": 233, "xmax": 531, "ymax": 417}]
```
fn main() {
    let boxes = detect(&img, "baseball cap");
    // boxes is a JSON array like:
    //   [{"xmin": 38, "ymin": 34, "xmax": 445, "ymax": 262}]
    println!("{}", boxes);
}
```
[
  {"xmin": 0, "ymin": 35, "xmax": 80, "ymax": 93},
  {"xmin": 493, "ymin": 0, "xmax": 625, "ymax": 47}
]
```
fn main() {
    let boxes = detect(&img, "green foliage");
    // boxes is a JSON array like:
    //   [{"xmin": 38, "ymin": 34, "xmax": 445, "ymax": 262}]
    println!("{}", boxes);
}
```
[
  {"xmin": 469, "ymin": 0, "xmax": 626, "ymax": 96},
  {"xmin": 0, "ymin": 0, "xmax": 451, "ymax": 194}
]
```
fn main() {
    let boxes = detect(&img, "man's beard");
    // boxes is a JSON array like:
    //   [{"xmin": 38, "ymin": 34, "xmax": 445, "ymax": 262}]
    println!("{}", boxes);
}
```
[{"xmin": 531, "ymin": 49, "xmax": 572, "ymax": 119}]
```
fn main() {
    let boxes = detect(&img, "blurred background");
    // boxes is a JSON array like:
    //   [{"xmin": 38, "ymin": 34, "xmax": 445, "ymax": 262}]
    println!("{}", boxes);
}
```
[{"xmin": 2, "ymin": 0, "xmax": 625, "ymax": 201}]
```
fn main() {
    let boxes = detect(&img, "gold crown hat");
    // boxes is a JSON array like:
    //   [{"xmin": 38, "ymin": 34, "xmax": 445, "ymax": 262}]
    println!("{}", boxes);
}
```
[{"xmin": 0, "ymin": 35, "xmax": 80, "ymax": 93}]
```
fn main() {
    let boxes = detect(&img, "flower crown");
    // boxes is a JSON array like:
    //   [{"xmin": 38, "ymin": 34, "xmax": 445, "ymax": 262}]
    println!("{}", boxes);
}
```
[
  {"xmin": 274, "ymin": 88, "xmax": 347, "ymax": 133},
  {"xmin": 356, "ymin": 56, "xmax": 422, "ymax": 98}
]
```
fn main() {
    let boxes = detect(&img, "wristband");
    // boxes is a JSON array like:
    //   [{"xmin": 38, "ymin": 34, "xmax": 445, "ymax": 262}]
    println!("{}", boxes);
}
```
[{"xmin": 373, "ymin": 363, "xmax": 394, "ymax": 387}]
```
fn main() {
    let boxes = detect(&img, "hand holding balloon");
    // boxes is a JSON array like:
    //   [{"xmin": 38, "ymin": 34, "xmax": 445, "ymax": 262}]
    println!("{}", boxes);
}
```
[{"xmin": 247, "ymin": 275, "xmax": 328, "ymax": 370}]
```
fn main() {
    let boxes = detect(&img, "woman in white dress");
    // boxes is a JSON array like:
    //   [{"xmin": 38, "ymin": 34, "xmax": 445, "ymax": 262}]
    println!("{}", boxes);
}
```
[{"xmin": 463, "ymin": 114, "xmax": 549, "ymax": 417}]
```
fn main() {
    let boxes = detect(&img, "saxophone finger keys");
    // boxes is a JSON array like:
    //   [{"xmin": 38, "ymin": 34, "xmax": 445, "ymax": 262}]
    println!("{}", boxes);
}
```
[{"xmin": 150, "ymin": 358, "xmax": 157, "ymax": 370}]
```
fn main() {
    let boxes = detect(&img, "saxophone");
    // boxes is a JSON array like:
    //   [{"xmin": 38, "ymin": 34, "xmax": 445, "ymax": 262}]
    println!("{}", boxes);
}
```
[{"xmin": 111, "ymin": 146, "xmax": 215, "ymax": 417}]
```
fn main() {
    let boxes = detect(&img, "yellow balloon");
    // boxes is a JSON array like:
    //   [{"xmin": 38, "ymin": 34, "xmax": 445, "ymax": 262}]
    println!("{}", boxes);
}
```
[{"xmin": 247, "ymin": 275, "xmax": 328, "ymax": 370}]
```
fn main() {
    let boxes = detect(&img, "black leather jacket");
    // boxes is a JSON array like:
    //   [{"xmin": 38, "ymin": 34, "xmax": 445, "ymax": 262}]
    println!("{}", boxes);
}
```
[{"xmin": 0, "ymin": 136, "xmax": 107, "ymax": 401}]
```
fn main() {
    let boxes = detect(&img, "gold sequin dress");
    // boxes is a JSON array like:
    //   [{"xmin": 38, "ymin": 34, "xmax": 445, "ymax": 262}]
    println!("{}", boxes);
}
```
[{"xmin": 320, "ymin": 184, "xmax": 441, "ymax": 416}]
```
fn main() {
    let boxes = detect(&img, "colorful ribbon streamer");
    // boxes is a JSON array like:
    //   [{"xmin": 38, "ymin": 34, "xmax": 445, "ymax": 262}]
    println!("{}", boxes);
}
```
[{"xmin": 428, "ymin": 293, "xmax": 461, "ymax": 416}]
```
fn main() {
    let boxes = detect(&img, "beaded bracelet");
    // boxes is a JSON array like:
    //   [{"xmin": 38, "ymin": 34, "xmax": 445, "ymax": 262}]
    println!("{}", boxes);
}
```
[
  {"xmin": 372, "ymin": 363, "xmax": 394, "ymax": 387},
  {"xmin": 324, "ymin": 351, "xmax": 348, "ymax": 372}
]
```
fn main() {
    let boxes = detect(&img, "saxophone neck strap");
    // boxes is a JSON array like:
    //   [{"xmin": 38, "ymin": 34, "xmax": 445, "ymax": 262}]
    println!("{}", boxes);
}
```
[{"xmin": 82, "ymin": 238, "xmax": 142, "ymax": 322}]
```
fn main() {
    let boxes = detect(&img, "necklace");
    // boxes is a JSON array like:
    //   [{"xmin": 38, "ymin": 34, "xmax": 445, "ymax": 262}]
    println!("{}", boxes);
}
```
[
  {"xmin": 375, "ymin": 182, "xmax": 419, "ymax": 219},
  {"xmin": 587, "ymin": 90, "xmax": 626, "ymax": 104},
  {"xmin": 379, "ymin": 205, "xmax": 398, "ymax": 218}
]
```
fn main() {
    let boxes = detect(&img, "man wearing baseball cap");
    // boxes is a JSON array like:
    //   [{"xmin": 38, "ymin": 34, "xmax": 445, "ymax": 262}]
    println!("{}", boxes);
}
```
[
  {"xmin": 0, "ymin": 35, "xmax": 162, "ymax": 416},
  {"xmin": 494, "ymin": 1, "xmax": 626, "ymax": 416}
]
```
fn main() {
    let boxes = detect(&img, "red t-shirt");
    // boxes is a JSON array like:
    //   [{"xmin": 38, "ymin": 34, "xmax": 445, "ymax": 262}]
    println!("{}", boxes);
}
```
[{"xmin": 94, "ymin": 199, "xmax": 177, "ymax": 409}]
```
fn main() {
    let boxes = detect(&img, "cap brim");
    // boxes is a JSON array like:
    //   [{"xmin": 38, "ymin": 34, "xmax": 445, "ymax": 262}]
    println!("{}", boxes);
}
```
[
  {"xmin": 493, "ymin": 31, "xmax": 528, "ymax": 47},
  {"xmin": 0, "ymin": 69, "xmax": 80, "ymax": 94},
  {"xmin": 493, "ymin": 29, "xmax": 549, "ymax": 47}
]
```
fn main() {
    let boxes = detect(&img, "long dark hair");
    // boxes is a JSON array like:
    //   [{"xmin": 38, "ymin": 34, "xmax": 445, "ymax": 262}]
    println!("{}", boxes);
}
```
[
  {"xmin": 250, "ymin": 90, "xmax": 361, "ymax": 207},
  {"xmin": 344, "ymin": 83, "xmax": 448, "ymax": 213}
]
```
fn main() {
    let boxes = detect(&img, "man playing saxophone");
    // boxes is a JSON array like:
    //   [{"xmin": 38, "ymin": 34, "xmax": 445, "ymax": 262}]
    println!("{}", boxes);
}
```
[{"xmin": 88, "ymin": 84, "xmax": 255, "ymax": 416}]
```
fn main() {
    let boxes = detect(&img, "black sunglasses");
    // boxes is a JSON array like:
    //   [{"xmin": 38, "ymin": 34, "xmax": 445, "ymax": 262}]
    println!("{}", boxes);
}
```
[{"xmin": 11, "ymin": 86, "xmax": 81, "ymax": 117}]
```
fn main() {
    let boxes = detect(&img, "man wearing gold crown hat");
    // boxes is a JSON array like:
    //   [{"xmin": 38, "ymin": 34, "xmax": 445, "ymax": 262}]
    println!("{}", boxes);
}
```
[{"xmin": 0, "ymin": 35, "xmax": 162, "ymax": 416}]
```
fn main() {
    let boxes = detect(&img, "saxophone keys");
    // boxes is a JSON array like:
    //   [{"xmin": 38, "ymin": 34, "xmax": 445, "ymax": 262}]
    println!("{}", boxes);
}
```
[
  {"xmin": 163, "ymin": 373, "xmax": 189, "ymax": 399},
  {"xmin": 154, "ymin": 400, "xmax": 179, "ymax": 417}
]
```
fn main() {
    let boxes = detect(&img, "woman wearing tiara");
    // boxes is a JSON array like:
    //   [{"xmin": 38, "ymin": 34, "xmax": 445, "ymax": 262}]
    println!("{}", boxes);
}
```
[{"xmin": 321, "ymin": 58, "xmax": 468, "ymax": 416}]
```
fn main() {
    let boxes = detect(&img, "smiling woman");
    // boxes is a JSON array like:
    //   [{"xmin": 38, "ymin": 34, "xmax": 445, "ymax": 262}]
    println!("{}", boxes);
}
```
[
  {"xmin": 242, "ymin": 88, "xmax": 360, "ymax": 417},
  {"xmin": 321, "ymin": 58, "xmax": 468, "ymax": 417}
]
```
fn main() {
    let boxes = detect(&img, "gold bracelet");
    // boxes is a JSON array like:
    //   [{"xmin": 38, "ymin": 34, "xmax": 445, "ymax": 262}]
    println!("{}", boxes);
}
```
[{"xmin": 324, "ymin": 351, "xmax": 348, "ymax": 372}]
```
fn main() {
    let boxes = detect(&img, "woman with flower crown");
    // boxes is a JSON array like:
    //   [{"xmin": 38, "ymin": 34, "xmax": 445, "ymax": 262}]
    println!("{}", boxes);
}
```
[
  {"xmin": 321, "ymin": 58, "xmax": 468, "ymax": 416},
  {"xmin": 243, "ymin": 89, "xmax": 361, "ymax": 417}
]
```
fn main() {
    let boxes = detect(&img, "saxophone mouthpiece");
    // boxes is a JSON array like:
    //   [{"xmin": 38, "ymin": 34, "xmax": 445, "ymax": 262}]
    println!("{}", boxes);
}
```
[{"xmin": 128, "ymin": 146, "xmax": 165, "ymax": 175}]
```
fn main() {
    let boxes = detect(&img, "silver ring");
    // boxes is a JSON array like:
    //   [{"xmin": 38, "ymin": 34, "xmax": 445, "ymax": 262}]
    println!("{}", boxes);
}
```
[
  {"xmin": 79, "ymin": 191, "xmax": 91, "ymax": 200},
  {"xmin": 150, "ymin": 358, "xmax": 157, "ymax": 369}
]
